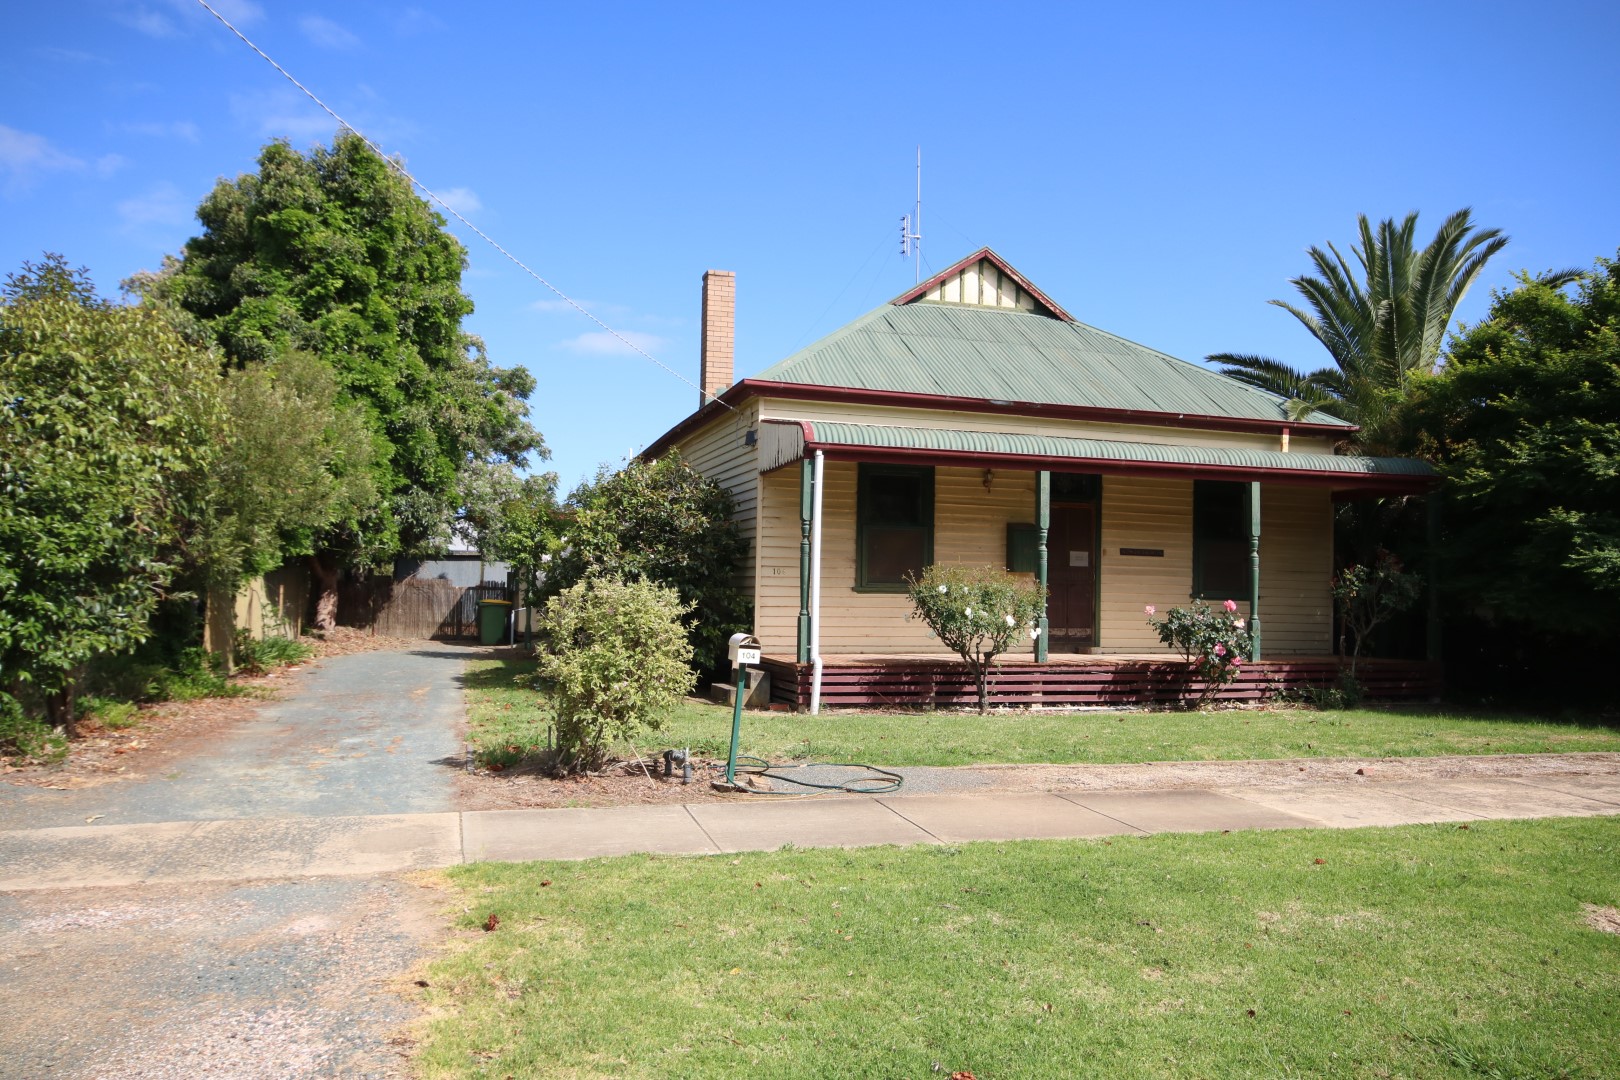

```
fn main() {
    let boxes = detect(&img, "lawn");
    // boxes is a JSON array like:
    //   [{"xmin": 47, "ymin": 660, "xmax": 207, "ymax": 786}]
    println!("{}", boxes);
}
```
[
  {"xmin": 463, "ymin": 659, "xmax": 1620, "ymax": 768},
  {"xmin": 414, "ymin": 816, "xmax": 1620, "ymax": 1078}
]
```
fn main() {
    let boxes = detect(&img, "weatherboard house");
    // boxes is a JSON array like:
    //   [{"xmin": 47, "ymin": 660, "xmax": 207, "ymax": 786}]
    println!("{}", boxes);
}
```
[{"xmin": 644, "ymin": 249, "xmax": 1437, "ymax": 709}]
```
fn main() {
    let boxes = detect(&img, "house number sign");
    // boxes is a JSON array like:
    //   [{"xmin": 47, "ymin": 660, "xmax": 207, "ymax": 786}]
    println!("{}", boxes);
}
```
[{"xmin": 1119, "ymin": 547, "xmax": 1165, "ymax": 557}]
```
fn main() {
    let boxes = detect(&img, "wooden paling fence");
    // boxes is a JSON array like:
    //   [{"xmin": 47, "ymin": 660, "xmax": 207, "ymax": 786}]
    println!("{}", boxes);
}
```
[{"xmin": 339, "ymin": 578, "xmax": 511, "ymax": 639}]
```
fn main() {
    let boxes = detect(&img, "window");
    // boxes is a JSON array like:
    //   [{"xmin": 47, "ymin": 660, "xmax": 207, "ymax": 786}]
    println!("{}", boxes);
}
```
[
  {"xmin": 857, "ymin": 464, "xmax": 933, "ymax": 590},
  {"xmin": 1193, "ymin": 480, "xmax": 1248, "ymax": 598}
]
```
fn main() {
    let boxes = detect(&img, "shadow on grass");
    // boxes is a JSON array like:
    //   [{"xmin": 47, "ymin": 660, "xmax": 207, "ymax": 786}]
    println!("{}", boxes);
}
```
[{"xmin": 461, "ymin": 658, "xmax": 536, "ymax": 691}]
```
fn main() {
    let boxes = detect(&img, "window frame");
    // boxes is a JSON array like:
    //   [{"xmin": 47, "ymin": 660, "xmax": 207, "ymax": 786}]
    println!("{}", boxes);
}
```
[
  {"xmin": 855, "ymin": 463, "xmax": 934, "ymax": 592},
  {"xmin": 1191, "ymin": 479, "xmax": 1250, "ymax": 600}
]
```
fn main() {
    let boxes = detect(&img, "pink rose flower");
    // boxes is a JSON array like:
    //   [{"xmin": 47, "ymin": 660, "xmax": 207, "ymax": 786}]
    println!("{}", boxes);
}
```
[
  {"xmin": 1213, "ymin": 643, "xmax": 1226, "ymax": 657},
  {"xmin": 1144, "ymin": 605, "xmax": 1156, "ymax": 617},
  {"xmin": 1232, "ymin": 655, "xmax": 1244, "ymax": 667},
  {"xmin": 1223, "ymin": 599, "xmax": 1238, "ymax": 613}
]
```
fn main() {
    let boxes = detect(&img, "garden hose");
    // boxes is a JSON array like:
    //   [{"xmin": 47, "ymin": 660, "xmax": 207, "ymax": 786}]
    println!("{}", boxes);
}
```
[{"xmin": 721, "ymin": 755, "xmax": 904, "ymax": 795}]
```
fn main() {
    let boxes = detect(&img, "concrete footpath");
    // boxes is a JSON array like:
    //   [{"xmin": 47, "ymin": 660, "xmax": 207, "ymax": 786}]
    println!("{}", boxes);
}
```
[{"xmin": 5, "ymin": 771, "xmax": 1620, "ymax": 891}]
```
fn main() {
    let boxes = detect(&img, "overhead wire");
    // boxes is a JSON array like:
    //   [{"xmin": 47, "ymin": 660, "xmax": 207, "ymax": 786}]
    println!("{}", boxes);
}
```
[{"xmin": 191, "ymin": 0, "xmax": 732, "ymax": 411}]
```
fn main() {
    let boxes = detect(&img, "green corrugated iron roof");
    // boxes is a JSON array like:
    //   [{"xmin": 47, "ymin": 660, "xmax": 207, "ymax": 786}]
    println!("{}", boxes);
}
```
[
  {"xmin": 753, "ymin": 301, "xmax": 1353, "ymax": 428},
  {"xmin": 804, "ymin": 421, "xmax": 1433, "ymax": 478}
]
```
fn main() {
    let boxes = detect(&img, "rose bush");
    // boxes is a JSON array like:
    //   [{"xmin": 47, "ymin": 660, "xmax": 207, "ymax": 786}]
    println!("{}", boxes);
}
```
[{"xmin": 1146, "ymin": 599, "xmax": 1253, "ymax": 702}]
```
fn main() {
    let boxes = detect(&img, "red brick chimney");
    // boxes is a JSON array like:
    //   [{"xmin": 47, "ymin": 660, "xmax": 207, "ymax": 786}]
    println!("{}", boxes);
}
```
[{"xmin": 700, "ymin": 269, "xmax": 735, "ymax": 407}]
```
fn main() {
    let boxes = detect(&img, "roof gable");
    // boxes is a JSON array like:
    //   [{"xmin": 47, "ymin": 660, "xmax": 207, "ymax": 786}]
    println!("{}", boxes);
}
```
[{"xmin": 890, "ymin": 248, "xmax": 1074, "ymax": 321}]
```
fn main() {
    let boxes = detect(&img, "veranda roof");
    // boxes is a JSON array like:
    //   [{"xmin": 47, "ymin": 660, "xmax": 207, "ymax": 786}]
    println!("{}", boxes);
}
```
[{"xmin": 760, "ymin": 419, "xmax": 1435, "ymax": 493}]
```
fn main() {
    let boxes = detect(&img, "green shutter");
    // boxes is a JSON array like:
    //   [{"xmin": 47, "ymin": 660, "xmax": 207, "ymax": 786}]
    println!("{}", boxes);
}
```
[{"xmin": 1006, "ymin": 523, "xmax": 1037, "ymax": 573}]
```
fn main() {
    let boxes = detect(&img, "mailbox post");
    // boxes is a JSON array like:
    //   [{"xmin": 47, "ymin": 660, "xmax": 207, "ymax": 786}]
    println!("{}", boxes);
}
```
[{"xmin": 724, "ymin": 632, "xmax": 761, "ymax": 787}]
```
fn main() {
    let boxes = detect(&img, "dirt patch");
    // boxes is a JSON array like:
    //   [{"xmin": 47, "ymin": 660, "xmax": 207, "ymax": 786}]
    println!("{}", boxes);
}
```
[
  {"xmin": 1583, "ymin": 904, "xmax": 1620, "ymax": 934},
  {"xmin": 455, "ymin": 754, "xmax": 745, "ymax": 810},
  {"xmin": 452, "ymin": 750, "xmax": 1620, "ymax": 810},
  {"xmin": 986, "ymin": 751, "xmax": 1620, "ymax": 794},
  {"xmin": 1, "ymin": 629, "xmax": 417, "ymax": 788}
]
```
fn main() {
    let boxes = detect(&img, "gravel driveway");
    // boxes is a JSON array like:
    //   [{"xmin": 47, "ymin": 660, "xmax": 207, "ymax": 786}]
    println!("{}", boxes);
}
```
[{"xmin": 0, "ymin": 646, "xmax": 469, "ymax": 1079}]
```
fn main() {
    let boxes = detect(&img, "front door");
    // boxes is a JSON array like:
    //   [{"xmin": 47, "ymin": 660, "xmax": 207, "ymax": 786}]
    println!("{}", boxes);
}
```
[{"xmin": 1047, "ymin": 504, "xmax": 1095, "ymax": 649}]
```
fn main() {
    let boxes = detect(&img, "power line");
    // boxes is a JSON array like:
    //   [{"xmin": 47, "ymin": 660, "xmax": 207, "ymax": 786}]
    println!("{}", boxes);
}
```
[{"xmin": 192, "ymin": 0, "xmax": 731, "ymax": 410}]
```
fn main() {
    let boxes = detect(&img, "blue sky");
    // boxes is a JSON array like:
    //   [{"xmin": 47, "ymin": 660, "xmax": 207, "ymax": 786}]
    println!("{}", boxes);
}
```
[{"xmin": 6, "ymin": 1, "xmax": 1619, "ymax": 492}]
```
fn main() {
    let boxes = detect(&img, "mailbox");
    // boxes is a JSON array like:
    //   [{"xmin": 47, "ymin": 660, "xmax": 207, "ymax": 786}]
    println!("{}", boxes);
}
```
[{"xmin": 728, "ymin": 631, "xmax": 761, "ymax": 667}]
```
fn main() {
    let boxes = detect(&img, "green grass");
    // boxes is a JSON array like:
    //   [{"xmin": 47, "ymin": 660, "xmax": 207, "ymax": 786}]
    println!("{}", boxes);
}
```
[
  {"xmin": 416, "ymin": 817, "xmax": 1620, "ymax": 1078},
  {"xmin": 79, "ymin": 696, "xmax": 140, "ymax": 730},
  {"xmin": 464, "ymin": 659, "xmax": 1620, "ymax": 768}
]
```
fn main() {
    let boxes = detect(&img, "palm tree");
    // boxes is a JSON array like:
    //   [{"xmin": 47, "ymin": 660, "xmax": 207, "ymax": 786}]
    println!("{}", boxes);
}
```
[{"xmin": 1210, "ymin": 208, "xmax": 1514, "ymax": 456}]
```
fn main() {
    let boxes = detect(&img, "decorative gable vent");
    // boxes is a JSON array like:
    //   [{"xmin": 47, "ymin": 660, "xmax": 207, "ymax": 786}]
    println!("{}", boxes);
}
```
[{"xmin": 891, "ymin": 247, "xmax": 1073, "ymax": 322}]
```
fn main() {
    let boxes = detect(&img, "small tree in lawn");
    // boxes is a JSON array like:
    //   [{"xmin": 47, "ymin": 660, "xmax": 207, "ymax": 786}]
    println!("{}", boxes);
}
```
[
  {"xmin": 906, "ymin": 565, "xmax": 1045, "ymax": 714},
  {"xmin": 1332, "ymin": 550, "xmax": 1422, "ymax": 677},
  {"xmin": 534, "ymin": 575, "xmax": 694, "ymax": 775}
]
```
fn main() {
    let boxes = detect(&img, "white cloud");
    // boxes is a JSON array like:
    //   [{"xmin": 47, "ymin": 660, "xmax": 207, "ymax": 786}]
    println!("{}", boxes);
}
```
[
  {"xmin": 96, "ymin": 153, "xmax": 129, "ymax": 177},
  {"xmin": 435, "ymin": 187, "xmax": 482, "ymax": 215},
  {"xmin": 229, "ymin": 89, "xmax": 338, "ymax": 142},
  {"xmin": 0, "ymin": 125, "xmax": 85, "ymax": 191},
  {"xmin": 557, "ymin": 330, "xmax": 668, "ymax": 357},
  {"xmin": 117, "ymin": 181, "xmax": 192, "ymax": 231},
  {"xmin": 113, "ymin": 0, "xmax": 263, "ymax": 38},
  {"xmin": 299, "ymin": 14, "xmax": 361, "ymax": 50},
  {"xmin": 120, "ymin": 120, "xmax": 201, "ymax": 142},
  {"xmin": 395, "ymin": 7, "xmax": 446, "ymax": 35}
]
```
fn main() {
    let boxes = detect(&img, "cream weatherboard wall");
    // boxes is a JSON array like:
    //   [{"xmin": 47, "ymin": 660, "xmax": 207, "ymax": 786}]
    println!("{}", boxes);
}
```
[
  {"xmin": 752, "ymin": 465, "xmax": 1332, "ymax": 659},
  {"xmin": 671, "ymin": 400, "xmax": 761, "ymax": 593},
  {"xmin": 674, "ymin": 397, "xmax": 1334, "ymax": 658},
  {"xmin": 1096, "ymin": 477, "xmax": 1331, "ymax": 655},
  {"xmin": 755, "ymin": 462, "xmax": 1041, "ymax": 656}
]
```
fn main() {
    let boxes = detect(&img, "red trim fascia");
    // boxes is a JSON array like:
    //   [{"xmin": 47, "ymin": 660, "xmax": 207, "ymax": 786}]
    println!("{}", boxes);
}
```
[
  {"xmin": 887, "ymin": 247, "xmax": 1078, "ymax": 322},
  {"xmin": 642, "ymin": 377, "xmax": 1357, "ymax": 461},
  {"xmin": 806, "ymin": 442, "xmax": 1437, "ymax": 493},
  {"xmin": 745, "ymin": 380, "xmax": 1354, "ymax": 436}
]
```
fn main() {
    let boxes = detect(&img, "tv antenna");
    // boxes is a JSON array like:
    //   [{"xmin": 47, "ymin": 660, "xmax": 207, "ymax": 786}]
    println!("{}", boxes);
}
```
[{"xmin": 899, "ymin": 146, "xmax": 921, "ymax": 283}]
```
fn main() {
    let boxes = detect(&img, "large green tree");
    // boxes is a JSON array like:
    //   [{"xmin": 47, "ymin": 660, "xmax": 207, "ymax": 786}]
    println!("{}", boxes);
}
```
[
  {"xmin": 1209, "ymin": 209, "xmax": 1514, "ymax": 455},
  {"xmin": 1410, "ymin": 255, "xmax": 1618, "ymax": 637},
  {"xmin": 0, "ymin": 257, "xmax": 221, "ymax": 734},
  {"xmin": 548, "ymin": 454, "xmax": 748, "ymax": 673},
  {"xmin": 153, "ymin": 132, "xmax": 544, "ymax": 625}
]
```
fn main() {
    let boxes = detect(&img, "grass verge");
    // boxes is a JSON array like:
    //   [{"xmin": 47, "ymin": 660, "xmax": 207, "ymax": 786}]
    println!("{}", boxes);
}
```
[
  {"xmin": 415, "ymin": 816, "xmax": 1620, "ymax": 1078},
  {"xmin": 464, "ymin": 659, "xmax": 1620, "ymax": 768}
]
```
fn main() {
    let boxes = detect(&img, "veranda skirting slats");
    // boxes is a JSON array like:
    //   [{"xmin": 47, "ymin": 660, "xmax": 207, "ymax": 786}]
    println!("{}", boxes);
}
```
[{"xmin": 757, "ymin": 655, "xmax": 1438, "ymax": 710}]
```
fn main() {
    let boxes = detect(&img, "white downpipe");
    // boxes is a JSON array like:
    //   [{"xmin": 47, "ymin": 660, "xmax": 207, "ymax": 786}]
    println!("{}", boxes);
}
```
[{"xmin": 809, "ymin": 450, "xmax": 825, "ymax": 715}]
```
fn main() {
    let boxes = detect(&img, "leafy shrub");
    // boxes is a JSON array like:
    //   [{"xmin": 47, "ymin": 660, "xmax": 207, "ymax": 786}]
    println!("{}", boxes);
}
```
[
  {"xmin": 1146, "ymin": 599, "xmax": 1253, "ymax": 703},
  {"xmin": 1332, "ymin": 551, "xmax": 1422, "ymax": 675},
  {"xmin": 548, "ymin": 453, "xmax": 749, "ymax": 674},
  {"xmin": 534, "ymin": 575, "xmax": 695, "ymax": 774},
  {"xmin": 0, "ymin": 692, "xmax": 67, "ymax": 762},
  {"xmin": 907, "ymin": 565, "xmax": 1046, "ymax": 714},
  {"xmin": 79, "ymin": 696, "xmax": 140, "ymax": 730},
  {"xmin": 233, "ymin": 632, "xmax": 316, "ymax": 675},
  {"xmin": 141, "ymin": 647, "xmax": 245, "ymax": 702},
  {"xmin": 1303, "ymin": 673, "xmax": 1365, "ymax": 710}
]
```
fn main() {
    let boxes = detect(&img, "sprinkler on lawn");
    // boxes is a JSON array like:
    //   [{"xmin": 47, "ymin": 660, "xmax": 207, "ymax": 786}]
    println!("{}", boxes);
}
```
[{"xmin": 662, "ymin": 747, "xmax": 693, "ymax": 785}]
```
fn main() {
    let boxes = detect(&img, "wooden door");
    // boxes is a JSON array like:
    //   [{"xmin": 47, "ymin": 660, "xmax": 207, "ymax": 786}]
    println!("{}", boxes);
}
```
[{"xmin": 1047, "ymin": 504, "xmax": 1095, "ymax": 647}]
